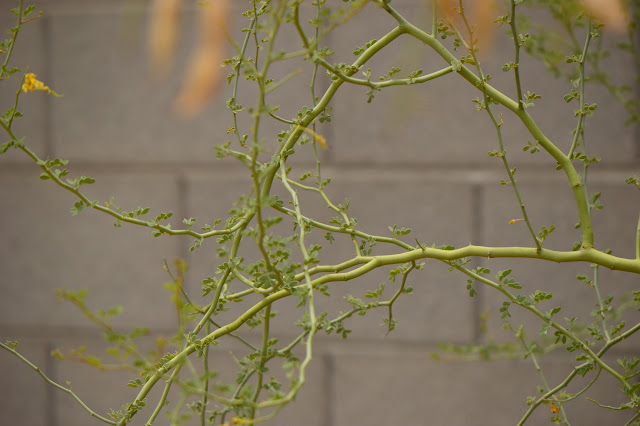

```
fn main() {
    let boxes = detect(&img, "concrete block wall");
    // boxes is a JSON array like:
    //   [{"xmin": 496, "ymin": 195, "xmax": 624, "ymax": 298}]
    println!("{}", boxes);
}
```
[{"xmin": 1, "ymin": 1, "xmax": 638, "ymax": 425}]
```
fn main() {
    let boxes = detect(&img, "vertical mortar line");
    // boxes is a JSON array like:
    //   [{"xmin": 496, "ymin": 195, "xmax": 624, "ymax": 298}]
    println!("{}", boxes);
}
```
[
  {"xmin": 322, "ymin": 352, "xmax": 336, "ymax": 426},
  {"xmin": 319, "ymin": 15, "xmax": 334, "ymax": 166},
  {"xmin": 44, "ymin": 340, "xmax": 57, "ymax": 426},
  {"xmin": 636, "ymin": 27, "xmax": 640, "ymax": 160},
  {"xmin": 41, "ymin": 14, "xmax": 54, "ymax": 158},
  {"xmin": 320, "ymin": 78, "xmax": 334, "ymax": 166},
  {"xmin": 176, "ymin": 173, "xmax": 189, "ymax": 258},
  {"xmin": 470, "ymin": 183, "xmax": 484, "ymax": 344}
]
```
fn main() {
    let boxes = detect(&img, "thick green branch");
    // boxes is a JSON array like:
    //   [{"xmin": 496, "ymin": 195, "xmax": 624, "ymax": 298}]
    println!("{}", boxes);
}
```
[
  {"xmin": 118, "ymin": 240, "xmax": 640, "ymax": 424},
  {"xmin": 258, "ymin": 25, "xmax": 406, "ymax": 200},
  {"xmin": 379, "ymin": 3, "xmax": 594, "ymax": 249}
]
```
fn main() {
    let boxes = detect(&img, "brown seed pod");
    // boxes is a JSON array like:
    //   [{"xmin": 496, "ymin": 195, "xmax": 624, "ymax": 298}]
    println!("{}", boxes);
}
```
[
  {"xmin": 581, "ymin": 0, "xmax": 627, "ymax": 30},
  {"xmin": 148, "ymin": 0, "xmax": 182, "ymax": 78},
  {"xmin": 174, "ymin": 0, "xmax": 230, "ymax": 118}
]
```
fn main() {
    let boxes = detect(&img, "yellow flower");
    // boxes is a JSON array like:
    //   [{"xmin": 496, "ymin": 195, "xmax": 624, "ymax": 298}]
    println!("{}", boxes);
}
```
[{"xmin": 21, "ymin": 72, "xmax": 61, "ymax": 96}]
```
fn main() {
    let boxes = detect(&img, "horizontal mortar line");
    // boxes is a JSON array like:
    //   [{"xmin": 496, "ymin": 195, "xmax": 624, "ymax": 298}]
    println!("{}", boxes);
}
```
[
  {"xmin": 0, "ymin": 324, "xmax": 186, "ymax": 341},
  {"xmin": 0, "ymin": 324, "xmax": 484, "ymax": 351},
  {"xmin": 2, "ymin": 324, "xmax": 638, "ymax": 359},
  {"xmin": 1, "ymin": 161, "xmax": 638, "ymax": 175},
  {"xmin": 1, "ymin": 164, "xmax": 638, "ymax": 189},
  {"xmin": 326, "ymin": 160, "xmax": 640, "ymax": 171},
  {"xmin": 41, "ymin": 3, "xmax": 206, "ymax": 16}
]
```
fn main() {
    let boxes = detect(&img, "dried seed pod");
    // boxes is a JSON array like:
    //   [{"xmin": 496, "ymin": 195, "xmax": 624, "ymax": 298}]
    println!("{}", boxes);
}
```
[
  {"xmin": 581, "ymin": 0, "xmax": 627, "ymax": 30},
  {"xmin": 148, "ymin": 0, "xmax": 182, "ymax": 78},
  {"xmin": 174, "ymin": 0, "xmax": 230, "ymax": 118}
]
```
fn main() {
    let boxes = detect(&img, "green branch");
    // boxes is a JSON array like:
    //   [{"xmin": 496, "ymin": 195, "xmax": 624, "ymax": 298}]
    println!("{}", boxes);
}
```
[
  {"xmin": 516, "ymin": 331, "xmax": 571, "ymax": 425},
  {"xmin": 0, "ymin": 341, "xmax": 117, "ymax": 425},
  {"xmin": 455, "ymin": 267, "xmax": 630, "ymax": 390},
  {"xmin": 0, "ymin": 0, "xmax": 23, "ymax": 80},
  {"xmin": 454, "ymin": 3, "xmax": 541, "ymax": 251},
  {"xmin": 315, "ymin": 56, "xmax": 453, "ymax": 89},
  {"xmin": 379, "ymin": 2, "xmax": 594, "ymax": 249},
  {"xmin": 509, "ymin": 0, "xmax": 524, "ymax": 108},
  {"xmin": 636, "ymin": 197, "xmax": 640, "ymax": 260},
  {"xmin": 1, "ymin": 126, "xmax": 247, "ymax": 240},
  {"xmin": 258, "ymin": 25, "xmax": 406, "ymax": 200},
  {"xmin": 146, "ymin": 363, "xmax": 183, "ymax": 426},
  {"xmin": 567, "ymin": 21, "xmax": 593, "ymax": 160}
]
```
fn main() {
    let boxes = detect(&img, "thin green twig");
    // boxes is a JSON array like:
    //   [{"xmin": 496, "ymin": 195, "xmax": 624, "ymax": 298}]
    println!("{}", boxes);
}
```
[
  {"xmin": 379, "ymin": 2, "xmax": 595, "ymax": 249},
  {"xmin": 146, "ymin": 363, "xmax": 183, "ymax": 426},
  {"xmin": 567, "ymin": 21, "xmax": 593, "ymax": 160},
  {"xmin": 0, "ymin": 0, "xmax": 23, "ymax": 80},
  {"xmin": 0, "ymin": 341, "xmax": 117, "ymax": 425},
  {"xmin": 455, "ymin": 2, "xmax": 541, "ymax": 251}
]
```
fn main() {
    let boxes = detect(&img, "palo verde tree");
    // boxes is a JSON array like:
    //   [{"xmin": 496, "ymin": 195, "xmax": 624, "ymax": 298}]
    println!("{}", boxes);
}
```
[{"xmin": 1, "ymin": 0, "xmax": 640, "ymax": 425}]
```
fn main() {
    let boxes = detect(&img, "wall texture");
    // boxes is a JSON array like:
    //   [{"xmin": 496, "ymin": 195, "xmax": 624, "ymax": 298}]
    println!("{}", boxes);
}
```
[{"xmin": 1, "ymin": 1, "xmax": 639, "ymax": 425}]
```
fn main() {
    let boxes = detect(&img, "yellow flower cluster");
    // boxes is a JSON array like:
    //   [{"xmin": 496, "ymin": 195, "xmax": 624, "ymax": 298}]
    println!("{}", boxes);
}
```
[{"xmin": 22, "ymin": 72, "xmax": 51, "ymax": 94}]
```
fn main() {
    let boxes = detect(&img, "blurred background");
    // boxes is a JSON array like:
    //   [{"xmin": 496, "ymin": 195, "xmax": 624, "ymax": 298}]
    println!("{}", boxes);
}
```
[{"xmin": 1, "ymin": 0, "xmax": 639, "ymax": 424}]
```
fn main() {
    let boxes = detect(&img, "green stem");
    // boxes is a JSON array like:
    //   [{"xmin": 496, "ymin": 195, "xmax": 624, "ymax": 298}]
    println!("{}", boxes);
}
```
[
  {"xmin": 1, "ymin": 127, "xmax": 246, "ymax": 240},
  {"xmin": 316, "ymin": 55, "xmax": 453, "ymax": 88},
  {"xmin": 0, "ymin": 0, "xmax": 23, "ymax": 80},
  {"xmin": 567, "ymin": 21, "xmax": 593, "ymax": 160},
  {"xmin": 0, "ymin": 341, "xmax": 117, "ymax": 425},
  {"xmin": 200, "ymin": 321, "xmax": 209, "ymax": 426},
  {"xmin": 431, "ymin": 0, "xmax": 437, "ymax": 36},
  {"xmin": 280, "ymin": 156, "xmax": 318, "ymax": 408},
  {"xmin": 517, "ymin": 368, "xmax": 578, "ymax": 426},
  {"xmin": 146, "ymin": 363, "xmax": 183, "ymax": 425},
  {"xmin": 384, "ymin": 262, "xmax": 414, "ymax": 333},
  {"xmin": 269, "ymin": 112, "xmax": 296, "ymax": 124},
  {"xmin": 165, "ymin": 259, "xmax": 258, "ymax": 351},
  {"xmin": 250, "ymin": 2, "xmax": 287, "ymax": 291},
  {"xmin": 293, "ymin": 2, "xmax": 310, "ymax": 49},
  {"xmin": 309, "ymin": 1, "xmax": 323, "ymax": 200},
  {"xmin": 192, "ymin": 225, "xmax": 246, "ymax": 336},
  {"xmin": 636, "ymin": 197, "xmax": 640, "ymax": 259},
  {"xmin": 249, "ymin": 304, "xmax": 271, "ymax": 420},
  {"xmin": 7, "ymin": 74, "xmax": 25, "ymax": 129},
  {"xmin": 457, "ymin": 266, "xmax": 630, "ymax": 389},
  {"xmin": 518, "ymin": 334, "xmax": 571, "ymax": 425},
  {"xmin": 454, "ymin": 4, "xmax": 540, "ymax": 251},
  {"xmin": 282, "ymin": 208, "xmax": 640, "ymax": 272},
  {"xmin": 121, "ymin": 247, "xmax": 640, "ymax": 425},
  {"xmin": 509, "ymin": 0, "xmax": 524, "ymax": 108},
  {"xmin": 273, "ymin": 202, "xmax": 414, "ymax": 251},
  {"xmin": 229, "ymin": 3, "xmax": 266, "ymax": 147},
  {"xmin": 379, "ymin": 3, "xmax": 594, "ymax": 249},
  {"xmin": 591, "ymin": 264, "xmax": 611, "ymax": 341},
  {"xmin": 258, "ymin": 26, "xmax": 405, "ymax": 201},
  {"xmin": 55, "ymin": 290, "xmax": 152, "ymax": 370}
]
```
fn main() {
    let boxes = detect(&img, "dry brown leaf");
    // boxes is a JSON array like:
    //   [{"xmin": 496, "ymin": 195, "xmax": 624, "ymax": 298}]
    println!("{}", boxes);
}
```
[
  {"xmin": 148, "ymin": 0, "xmax": 182, "ymax": 78},
  {"xmin": 174, "ymin": 0, "xmax": 230, "ymax": 118}
]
